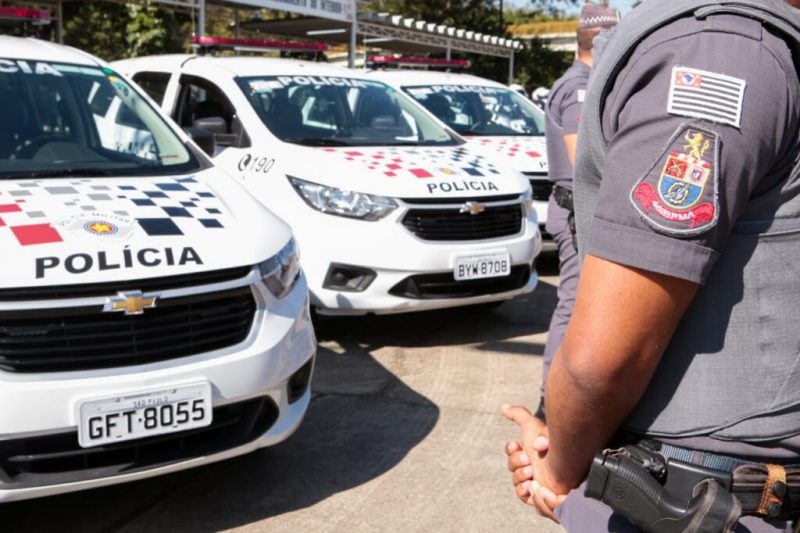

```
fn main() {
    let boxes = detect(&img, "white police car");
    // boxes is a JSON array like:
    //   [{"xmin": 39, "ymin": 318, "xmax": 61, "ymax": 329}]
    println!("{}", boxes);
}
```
[
  {"xmin": 369, "ymin": 69, "xmax": 554, "ymax": 251},
  {"xmin": 0, "ymin": 36, "xmax": 316, "ymax": 502},
  {"xmin": 115, "ymin": 41, "xmax": 542, "ymax": 316}
]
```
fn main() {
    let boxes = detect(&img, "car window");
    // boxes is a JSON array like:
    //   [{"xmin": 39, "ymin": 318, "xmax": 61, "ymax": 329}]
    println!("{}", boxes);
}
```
[
  {"xmin": 132, "ymin": 71, "xmax": 171, "ymax": 104},
  {"xmin": 237, "ymin": 75, "xmax": 457, "ymax": 147},
  {"xmin": 177, "ymin": 77, "xmax": 231, "ymax": 129},
  {"xmin": 404, "ymin": 84, "xmax": 545, "ymax": 137},
  {"xmin": 175, "ymin": 75, "xmax": 249, "ymax": 150},
  {"xmin": 0, "ymin": 59, "xmax": 199, "ymax": 178}
]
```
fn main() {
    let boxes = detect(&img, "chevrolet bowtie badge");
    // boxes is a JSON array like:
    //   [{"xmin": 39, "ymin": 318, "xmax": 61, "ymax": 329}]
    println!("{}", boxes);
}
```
[
  {"xmin": 460, "ymin": 201, "xmax": 486, "ymax": 215},
  {"xmin": 103, "ymin": 291, "xmax": 159, "ymax": 316}
]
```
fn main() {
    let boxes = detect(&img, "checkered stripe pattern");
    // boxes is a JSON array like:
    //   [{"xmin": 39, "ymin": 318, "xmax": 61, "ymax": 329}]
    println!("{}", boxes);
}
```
[
  {"xmin": 476, "ymin": 138, "xmax": 542, "ymax": 159},
  {"xmin": 580, "ymin": 15, "xmax": 619, "ymax": 26},
  {"xmin": 0, "ymin": 176, "xmax": 227, "ymax": 246},
  {"xmin": 322, "ymin": 147, "xmax": 501, "ymax": 178}
]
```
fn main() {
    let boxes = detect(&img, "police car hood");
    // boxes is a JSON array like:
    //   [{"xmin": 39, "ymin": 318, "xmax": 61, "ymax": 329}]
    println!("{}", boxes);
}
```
[
  {"xmin": 0, "ymin": 168, "xmax": 290, "ymax": 288},
  {"xmin": 463, "ymin": 136, "xmax": 549, "ymax": 175},
  {"xmin": 287, "ymin": 144, "xmax": 528, "ymax": 199}
]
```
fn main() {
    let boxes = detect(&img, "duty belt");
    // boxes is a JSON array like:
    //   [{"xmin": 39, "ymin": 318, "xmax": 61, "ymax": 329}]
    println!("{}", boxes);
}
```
[
  {"xmin": 552, "ymin": 184, "xmax": 574, "ymax": 212},
  {"xmin": 587, "ymin": 437, "xmax": 800, "ymax": 531},
  {"xmin": 650, "ymin": 441, "xmax": 800, "ymax": 520}
]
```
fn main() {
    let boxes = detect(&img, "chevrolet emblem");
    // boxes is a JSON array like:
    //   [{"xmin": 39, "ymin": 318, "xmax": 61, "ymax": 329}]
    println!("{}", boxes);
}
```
[
  {"xmin": 103, "ymin": 291, "xmax": 159, "ymax": 316},
  {"xmin": 460, "ymin": 201, "xmax": 486, "ymax": 216}
]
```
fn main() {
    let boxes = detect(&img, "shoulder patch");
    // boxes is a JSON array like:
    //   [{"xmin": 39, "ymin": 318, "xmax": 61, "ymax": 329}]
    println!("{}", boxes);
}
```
[
  {"xmin": 630, "ymin": 124, "xmax": 719, "ymax": 236},
  {"xmin": 577, "ymin": 89, "xmax": 586, "ymax": 103},
  {"xmin": 667, "ymin": 66, "xmax": 746, "ymax": 128}
]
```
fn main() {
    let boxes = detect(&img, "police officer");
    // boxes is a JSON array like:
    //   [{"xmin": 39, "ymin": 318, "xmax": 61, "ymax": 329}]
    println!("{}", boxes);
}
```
[
  {"xmin": 541, "ymin": 2, "xmax": 620, "ymax": 402},
  {"xmin": 504, "ymin": 0, "xmax": 800, "ymax": 531}
]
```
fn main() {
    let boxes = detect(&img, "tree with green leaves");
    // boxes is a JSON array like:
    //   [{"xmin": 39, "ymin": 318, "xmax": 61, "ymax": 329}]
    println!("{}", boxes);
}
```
[
  {"xmin": 63, "ymin": 1, "xmax": 189, "ymax": 62},
  {"xmin": 57, "ymin": 0, "xmax": 576, "ymax": 91}
]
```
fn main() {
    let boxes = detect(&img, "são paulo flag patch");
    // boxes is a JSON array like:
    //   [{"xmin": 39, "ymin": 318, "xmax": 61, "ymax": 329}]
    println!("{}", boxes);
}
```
[
  {"xmin": 667, "ymin": 66, "xmax": 746, "ymax": 128},
  {"xmin": 630, "ymin": 124, "xmax": 719, "ymax": 236}
]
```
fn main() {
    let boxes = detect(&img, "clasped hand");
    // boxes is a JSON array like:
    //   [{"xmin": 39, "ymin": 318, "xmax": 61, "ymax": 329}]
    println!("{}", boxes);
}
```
[{"xmin": 502, "ymin": 404, "xmax": 568, "ymax": 522}]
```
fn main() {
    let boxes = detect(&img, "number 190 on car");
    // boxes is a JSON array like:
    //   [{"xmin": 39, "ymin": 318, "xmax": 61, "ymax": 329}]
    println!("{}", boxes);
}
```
[{"xmin": 78, "ymin": 382, "xmax": 213, "ymax": 448}]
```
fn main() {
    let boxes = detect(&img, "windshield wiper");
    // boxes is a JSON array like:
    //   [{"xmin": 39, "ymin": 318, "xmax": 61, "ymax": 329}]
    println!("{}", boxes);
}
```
[
  {"xmin": 10, "ymin": 168, "xmax": 114, "ymax": 179},
  {"xmin": 285, "ymin": 138, "xmax": 351, "ymax": 147},
  {"xmin": 389, "ymin": 141, "xmax": 452, "ymax": 147}
]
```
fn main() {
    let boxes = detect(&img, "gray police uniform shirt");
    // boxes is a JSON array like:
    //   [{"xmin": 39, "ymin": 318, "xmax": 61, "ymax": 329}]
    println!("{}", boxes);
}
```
[
  {"xmin": 580, "ymin": 12, "xmax": 800, "ymax": 458},
  {"xmin": 546, "ymin": 60, "xmax": 590, "ymax": 191},
  {"xmin": 546, "ymin": 60, "xmax": 590, "ymax": 233}
]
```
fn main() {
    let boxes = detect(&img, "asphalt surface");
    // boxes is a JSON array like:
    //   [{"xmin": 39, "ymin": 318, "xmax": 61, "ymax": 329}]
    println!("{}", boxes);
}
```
[{"xmin": 2, "ymin": 257, "xmax": 563, "ymax": 533}]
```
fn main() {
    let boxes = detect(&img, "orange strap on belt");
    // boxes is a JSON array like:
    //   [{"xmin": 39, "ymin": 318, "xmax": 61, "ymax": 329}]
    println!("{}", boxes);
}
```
[{"xmin": 757, "ymin": 464, "xmax": 787, "ymax": 517}]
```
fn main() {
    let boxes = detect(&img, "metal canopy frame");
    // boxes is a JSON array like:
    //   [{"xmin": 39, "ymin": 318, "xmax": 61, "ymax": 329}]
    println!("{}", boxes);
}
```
[
  {"xmin": 357, "ymin": 12, "xmax": 520, "ymax": 59},
  {"xmin": 34, "ymin": 0, "xmax": 521, "ymax": 82}
]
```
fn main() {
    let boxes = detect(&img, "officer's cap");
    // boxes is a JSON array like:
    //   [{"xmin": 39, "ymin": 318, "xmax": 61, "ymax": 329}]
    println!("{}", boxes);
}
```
[{"xmin": 579, "ymin": 3, "xmax": 621, "ymax": 29}]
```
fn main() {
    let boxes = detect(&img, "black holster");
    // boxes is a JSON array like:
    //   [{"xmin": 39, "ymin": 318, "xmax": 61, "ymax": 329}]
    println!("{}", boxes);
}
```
[
  {"xmin": 586, "ymin": 446, "xmax": 742, "ymax": 533},
  {"xmin": 553, "ymin": 185, "xmax": 578, "ymax": 251}
]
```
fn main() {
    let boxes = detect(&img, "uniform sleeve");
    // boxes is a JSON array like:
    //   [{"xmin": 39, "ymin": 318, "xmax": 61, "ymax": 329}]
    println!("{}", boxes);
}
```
[
  {"xmin": 586, "ymin": 25, "xmax": 800, "ymax": 284},
  {"xmin": 559, "ymin": 83, "xmax": 585, "ymax": 136}
]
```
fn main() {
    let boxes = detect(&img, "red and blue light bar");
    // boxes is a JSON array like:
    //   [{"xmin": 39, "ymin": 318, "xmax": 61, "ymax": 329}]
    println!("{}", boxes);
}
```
[
  {"xmin": 366, "ymin": 55, "xmax": 471, "ymax": 69},
  {"xmin": 191, "ymin": 36, "xmax": 330, "ymax": 53},
  {"xmin": 0, "ymin": 6, "xmax": 50, "ymax": 25}
]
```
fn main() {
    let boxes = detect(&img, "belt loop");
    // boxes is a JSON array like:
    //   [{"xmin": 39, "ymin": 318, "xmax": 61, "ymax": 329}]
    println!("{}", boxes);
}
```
[{"xmin": 757, "ymin": 464, "xmax": 787, "ymax": 518}]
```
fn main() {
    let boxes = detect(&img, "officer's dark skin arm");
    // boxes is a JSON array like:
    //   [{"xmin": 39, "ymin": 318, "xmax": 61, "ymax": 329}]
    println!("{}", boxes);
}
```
[{"xmin": 541, "ymin": 254, "xmax": 699, "ymax": 494}]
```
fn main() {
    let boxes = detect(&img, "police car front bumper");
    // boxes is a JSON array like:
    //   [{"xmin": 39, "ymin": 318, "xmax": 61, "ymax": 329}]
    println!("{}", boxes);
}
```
[
  {"xmin": 298, "ymin": 204, "xmax": 542, "ymax": 316},
  {"xmin": 0, "ymin": 273, "xmax": 316, "ymax": 502}
]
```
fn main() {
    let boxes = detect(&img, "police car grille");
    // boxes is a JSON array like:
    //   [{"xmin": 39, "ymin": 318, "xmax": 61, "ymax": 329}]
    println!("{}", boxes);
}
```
[
  {"xmin": 402, "ymin": 204, "xmax": 523, "ymax": 241},
  {"xmin": 0, "ymin": 287, "xmax": 256, "ymax": 373},
  {"xmin": 0, "ymin": 396, "xmax": 278, "ymax": 489},
  {"xmin": 389, "ymin": 265, "xmax": 531, "ymax": 299},
  {"xmin": 0, "ymin": 266, "xmax": 251, "ymax": 302},
  {"xmin": 525, "ymin": 177, "xmax": 552, "ymax": 202}
]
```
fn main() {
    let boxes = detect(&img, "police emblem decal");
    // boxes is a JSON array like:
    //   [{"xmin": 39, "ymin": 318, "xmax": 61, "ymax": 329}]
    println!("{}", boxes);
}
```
[
  {"xmin": 630, "ymin": 125, "xmax": 719, "ymax": 236},
  {"xmin": 84, "ymin": 220, "xmax": 119, "ymax": 237}
]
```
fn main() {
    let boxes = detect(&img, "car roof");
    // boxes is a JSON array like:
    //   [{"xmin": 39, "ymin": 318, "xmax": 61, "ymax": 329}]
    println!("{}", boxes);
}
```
[
  {"xmin": 0, "ymin": 36, "xmax": 100, "ymax": 66},
  {"xmin": 116, "ymin": 54, "xmax": 382, "ymax": 81},
  {"xmin": 365, "ymin": 69, "xmax": 507, "ymax": 89}
]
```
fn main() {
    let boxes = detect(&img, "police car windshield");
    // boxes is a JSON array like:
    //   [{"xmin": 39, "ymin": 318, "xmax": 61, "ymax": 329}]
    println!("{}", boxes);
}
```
[
  {"xmin": 0, "ymin": 59, "xmax": 199, "ymax": 179},
  {"xmin": 403, "ymin": 84, "xmax": 545, "ymax": 137},
  {"xmin": 237, "ymin": 75, "xmax": 459, "ymax": 147}
]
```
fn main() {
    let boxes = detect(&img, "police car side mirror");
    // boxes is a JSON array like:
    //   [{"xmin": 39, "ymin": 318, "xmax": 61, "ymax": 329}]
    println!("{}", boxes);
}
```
[
  {"xmin": 370, "ymin": 115, "xmax": 398, "ymax": 130},
  {"xmin": 193, "ymin": 116, "xmax": 227, "ymax": 136},
  {"xmin": 192, "ymin": 116, "xmax": 240, "ymax": 150},
  {"xmin": 184, "ymin": 127, "xmax": 217, "ymax": 157}
]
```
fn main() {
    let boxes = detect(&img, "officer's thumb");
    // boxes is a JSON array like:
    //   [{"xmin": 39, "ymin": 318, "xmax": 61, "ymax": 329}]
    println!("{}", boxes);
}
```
[{"xmin": 501, "ymin": 404, "xmax": 542, "ymax": 430}]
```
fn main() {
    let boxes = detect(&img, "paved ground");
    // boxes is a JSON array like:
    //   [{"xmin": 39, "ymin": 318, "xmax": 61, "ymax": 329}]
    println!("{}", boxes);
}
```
[{"xmin": 1, "ymin": 259, "xmax": 563, "ymax": 533}]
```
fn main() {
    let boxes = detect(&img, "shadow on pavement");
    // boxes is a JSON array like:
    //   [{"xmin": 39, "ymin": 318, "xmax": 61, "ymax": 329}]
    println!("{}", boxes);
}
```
[
  {"xmin": 0, "ymin": 342, "xmax": 439, "ymax": 533},
  {"xmin": 313, "ymin": 274, "xmax": 557, "ymax": 352}
]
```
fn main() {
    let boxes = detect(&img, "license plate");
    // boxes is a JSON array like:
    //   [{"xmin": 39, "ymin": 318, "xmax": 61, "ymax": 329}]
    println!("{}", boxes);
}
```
[
  {"xmin": 453, "ymin": 252, "xmax": 511, "ymax": 281},
  {"xmin": 77, "ymin": 382, "xmax": 212, "ymax": 448}
]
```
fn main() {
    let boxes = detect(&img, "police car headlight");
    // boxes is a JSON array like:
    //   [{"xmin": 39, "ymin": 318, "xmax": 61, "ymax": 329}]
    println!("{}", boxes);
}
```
[
  {"xmin": 259, "ymin": 238, "xmax": 301, "ymax": 299},
  {"xmin": 522, "ymin": 187, "xmax": 534, "ymax": 217},
  {"xmin": 289, "ymin": 177, "xmax": 397, "ymax": 221}
]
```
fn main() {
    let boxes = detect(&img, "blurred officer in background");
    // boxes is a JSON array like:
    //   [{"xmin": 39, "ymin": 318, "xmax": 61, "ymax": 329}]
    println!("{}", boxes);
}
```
[
  {"xmin": 505, "ymin": 0, "xmax": 800, "ymax": 531},
  {"xmin": 539, "ymin": 2, "xmax": 619, "ymax": 408},
  {"xmin": 530, "ymin": 87, "xmax": 550, "ymax": 110},
  {"xmin": 509, "ymin": 83, "xmax": 529, "ymax": 98}
]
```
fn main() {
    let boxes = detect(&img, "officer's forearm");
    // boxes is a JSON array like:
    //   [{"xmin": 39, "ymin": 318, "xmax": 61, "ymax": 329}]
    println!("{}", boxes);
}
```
[
  {"xmin": 543, "ymin": 255, "xmax": 699, "ymax": 492},
  {"xmin": 564, "ymin": 134, "xmax": 578, "ymax": 167}
]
